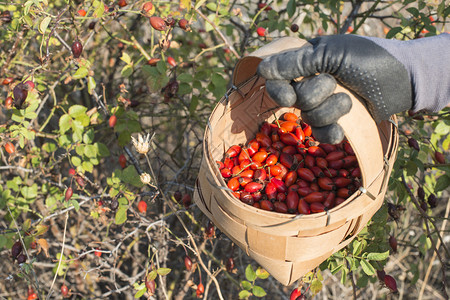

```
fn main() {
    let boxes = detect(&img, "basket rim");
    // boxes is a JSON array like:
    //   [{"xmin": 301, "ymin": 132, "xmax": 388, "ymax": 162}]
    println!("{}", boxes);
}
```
[{"xmin": 202, "ymin": 86, "xmax": 398, "ymax": 222}]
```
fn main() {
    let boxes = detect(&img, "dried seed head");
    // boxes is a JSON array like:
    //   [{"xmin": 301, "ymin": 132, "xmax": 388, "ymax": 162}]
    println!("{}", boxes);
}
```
[
  {"xmin": 140, "ymin": 172, "xmax": 152, "ymax": 185},
  {"xmin": 132, "ymin": 133, "xmax": 151, "ymax": 154}
]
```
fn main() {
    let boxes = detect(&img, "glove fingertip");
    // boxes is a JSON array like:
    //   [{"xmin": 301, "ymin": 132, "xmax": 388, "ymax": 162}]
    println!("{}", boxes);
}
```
[
  {"xmin": 257, "ymin": 57, "xmax": 277, "ymax": 79},
  {"xmin": 265, "ymin": 80, "xmax": 297, "ymax": 107},
  {"xmin": 311, "ymin": 124, "xmax": 345, "ymax": 145}
]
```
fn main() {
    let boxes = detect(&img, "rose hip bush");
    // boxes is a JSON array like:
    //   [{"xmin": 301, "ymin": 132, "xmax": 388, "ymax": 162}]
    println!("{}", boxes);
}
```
[{"xmin": 0, "ymin": 1, "xmax": 448, "ymax": 299}]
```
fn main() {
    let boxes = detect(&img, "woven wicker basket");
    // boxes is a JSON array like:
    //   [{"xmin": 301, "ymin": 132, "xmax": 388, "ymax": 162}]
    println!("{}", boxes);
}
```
[{"xmin": 193, "ymin": 38, "xmax": 399, "ymax": 286}]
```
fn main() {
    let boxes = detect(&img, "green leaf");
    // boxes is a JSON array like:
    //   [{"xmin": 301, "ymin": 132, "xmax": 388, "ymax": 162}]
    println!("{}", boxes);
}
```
[
  {"xmin": 252, "ymin": 285, "xmax": 266, "ymax": 297},
  {"xmin": 360, "ymin": 259, "xmax": 375, "ymax": 276},
  {"xmin": 84, "ymin": 144, "xmax": 98, "ymax": 158},
  {"xmin": 24, "ymin": 111, "xmax": 37, "ymax": 119},
  {"xmin": 356, "ymin": 274, "xmax": 369, "ymax": 288},
  {"xmin": 241, "ymin": 280, "xmax": 252, "ymax": 290},
  {"xmin": 435, "ymin": 122, "xmax": 450, "ymax": 135},
  {"xmin": 82, "ymin": 160, "xmax": 94, "ymax": 173},
  {"xmin": 21, "ymin": 184, "xmax": 38, "ymax": 199},
  {"xmin": 405, "ymin": 160, "xmax": 418, "ymax": 176},
  {"xmin": 156, "ymin": 268, "xmax": 171, "ymax": 276},
  {"xmin": 59, "ymin": 114, "xmax": 72, "ymax": 134},
  {"xmin": 386, "ymin": 27, "xmax": 402, "ymax": 39},
  {"xmin": 87, "ymin": 76, "xmax": 96, "ymax": 94},
  {"xmin": 331, "ymin": 263, "xmax": 343, "ymax": 274},
  {"xmin": 39, "ymin": 16, "xmax": 52, "ymax": 34},
  {"xmin": 0, "ymin": 235, "xmax": 7, "ymax": 248},
  {"xmin": 410, "ymin": 263, "xmax": 419, "ymax": 285},
  {"xmin": 178, "ymin": 83, "xmax": 192, "ymax": 95},
  {"xmin": 245, "ymin": 264, "xmax": 256, "ymax": 282},
  {"xmin": 89, "ymin": 157, "xmax": 99, "ymax": 166},
  {"xmin": 118, "ymin": 166, "xmax": 143, "ymax": 187},
  {"xmin": 69, "ymin": 105, "xmax": 88, "ymax": 119},
  {"xmin": 156, "ymin": 59, "xmax": 166, "ymax": 74},
  {"xmin": 7, "ymin": 177, "xmax": 22, "ymax": 192},
  {"xmin": 287, "ymin": 0, "xmax": 295, "ymax": 18},
  {"xmin": 340, "ymin": 266, "xmax": 348, "ymax": 284},
  {"xmin": 94, "ymin": 1, "xmax": 104, "ymax": 18},
  {"xmin": 352, "ymin": 239, "xmax": 362, "ymax": 255},
  {"xmin": 406, "ymin": 7, "xmax": 419, "ymax": 17},
  {"xmin": 70, "ymin": 199, "xmax": 80, "ymax": 211},
  {"xmin": 147, "ymin": 270, "xmax": 157, "ymax": 282},
  {"xmin": 195, "ymin": 0, "xmax": 207, "ymax": 10},
  {"xmin": 238, "ymin": 290, "xmax": 252, "ymax": 299},
  {"xmin": 42, "ymin": 142, "xmax": 57, "ymax": 153},
  {"xmin": 96, "ymin": 142, "xmax": 110, "ymax": 157},
  {"xmin": 206, "ymin": 2, "xmax": 217, "ymax": 11},
  {"xmin": 115, "ymin": 206, "xmax": 127, "ymax": 225},
  {"xmin": 11, "ymin": 110, "xmax": 24, "ymax": 123},
  {"xmin": 178, "ymin": 73, "xmax": 193, "ymax": 83},
  {"xmin": 346, "ymin": 256, "xmax": 357, "ymax": 271},
  {"xmin": 73, "ymin": 67, "xmax": 89, "ymax": 79},
  {"xmin": 435, "ymin": 175, "xmax": 450, "ymax": 192},
  {"xmin": 366, "ymin": 251, "xmax": 390, "ymax": 261},
  {"xmin": 24, "ymin": 0, "xmax": 33, "ymax": 15},
  {"xmin": 205, "ymin": 13, "xmax": 216, "ymax": 32},
  {"xmin": 71, "ymin": 120, "xmax": 84, "ymax": 142},
  {"xmin": 76, "ymin": 145, "xmax": 85, "ymax": 156},
  {"xmin": 121, "ymin": 65, "xmax": 133, "ymax": 78},
  {"xmin": 134, "ymin": 288, "xmax": 146, "ymax": 299},
  {"xmin": 83, "ymin": 129, "xmax": 95, "ymax": 144},
  {"xmin": 23, "ymin": 15, "xmax": 33, "ymax": 27},
  {"xmin": 45, "ymin": 196, "xmax": 57, "ymax": 211},
  {"xmin": 189, "ymin": 96, "xmax": 199, "ymax": 114}
]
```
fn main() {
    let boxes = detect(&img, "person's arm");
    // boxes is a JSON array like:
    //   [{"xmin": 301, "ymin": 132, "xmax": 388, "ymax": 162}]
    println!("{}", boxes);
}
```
[
  {"xmin": 257, "ymin": 34, "xmax": 450, "ymax": 144},
  {"xmin": 364, "ymin": 34, "xmax": 450, "ymax": 112}
]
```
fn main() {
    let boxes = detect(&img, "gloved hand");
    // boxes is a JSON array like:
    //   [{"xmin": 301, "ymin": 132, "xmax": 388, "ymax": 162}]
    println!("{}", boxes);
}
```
[{"xmin": 257, "ymin": 34, "xmax": 413, "ymax": 144}]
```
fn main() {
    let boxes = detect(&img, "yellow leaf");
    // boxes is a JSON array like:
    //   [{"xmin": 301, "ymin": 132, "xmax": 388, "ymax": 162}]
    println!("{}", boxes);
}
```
[
  {"xmin": 35, "ymin": 224, "xmax": 49, "ymax": 236},
  {"xmin": 310, "ymin": 279, "xmax": 323, "ymax": 296},
  {"xmin": 180, "ymin": 0, "xmax": 191, "ymax": 10},
  {"xmin": 37, "ymin": 238, "xmax": 50, "ymax": 257}
]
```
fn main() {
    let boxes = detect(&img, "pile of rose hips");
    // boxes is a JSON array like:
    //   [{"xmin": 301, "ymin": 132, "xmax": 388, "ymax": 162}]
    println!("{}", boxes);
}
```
[{"xmin": 217, "ymin": 112, "xmax": 361, "ymax": 215}]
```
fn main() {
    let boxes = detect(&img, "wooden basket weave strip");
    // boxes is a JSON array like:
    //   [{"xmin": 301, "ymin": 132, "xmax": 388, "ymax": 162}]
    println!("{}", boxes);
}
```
[{"xmin": 193, "ymin": 38, "xmax": 399, "ymax": 286}]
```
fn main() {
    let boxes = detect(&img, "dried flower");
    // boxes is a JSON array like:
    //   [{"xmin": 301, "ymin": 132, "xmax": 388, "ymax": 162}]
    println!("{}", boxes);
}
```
[
  {"xmin": 132, "ymin": 133, "xmax": 151, "ymax": 154},
  {"xmin": 140, "ymin": 172, "xmax": 152, "ymax": 185}
]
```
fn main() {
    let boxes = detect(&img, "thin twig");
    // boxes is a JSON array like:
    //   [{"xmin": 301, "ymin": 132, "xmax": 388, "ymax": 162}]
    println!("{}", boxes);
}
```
[
  {"xmin": 193, "ymin": 4, "xmax": 240, "ymax": 59},
  {"xmin": 45, "ymin": 6, "xmax": 69, "ymax": 59},
  {"xmin": 0, "ymin": 165, "xmax": 34, "ymax": 172},
  {"xmin": 46, "ymin": 211, "xmax": 69, "ymax": 300},
  {"xmin": 339, "ymin": 0, "xmax": 363, "ymax": 34},
  {"xmin": 154, "ymin": 247, "xmax": 169, "ymax": 299},
  {"xmin": 117, "ymin": 19, "xmax": 152, "ymax": 61},
  {"xmin": 418, "ymin": 199, "xmax": 450, "ymax": 300}
]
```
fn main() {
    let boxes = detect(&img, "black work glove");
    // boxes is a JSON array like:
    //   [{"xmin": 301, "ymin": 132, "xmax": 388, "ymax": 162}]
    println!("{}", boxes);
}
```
[{"xmin": 257, "ymin": 35, "xmax": 413, "ymax": 144}]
